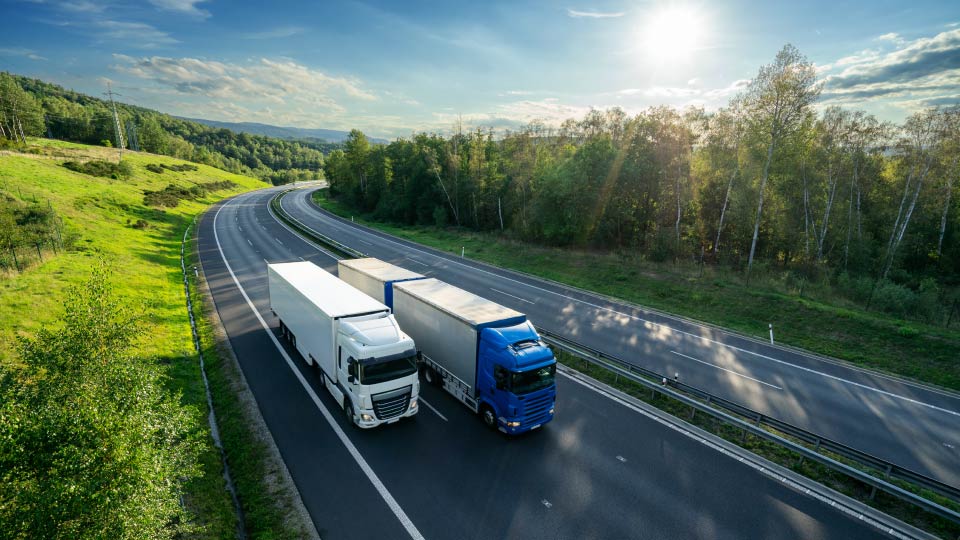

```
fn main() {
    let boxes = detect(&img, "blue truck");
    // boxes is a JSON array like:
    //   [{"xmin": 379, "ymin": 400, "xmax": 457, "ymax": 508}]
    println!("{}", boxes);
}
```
[{"xmin": 338, "ymin": 258, "xmax": 556, "ymax": 434}]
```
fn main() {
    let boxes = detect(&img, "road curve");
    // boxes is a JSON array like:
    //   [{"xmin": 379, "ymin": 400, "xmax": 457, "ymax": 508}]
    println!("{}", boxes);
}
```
[
  {"xmin": 280, "ymin": 187, "xmax": 960, "ymax": 490},
  {"xmin": 196, "ymin": 186, "xmax": 892, "ymax": 539}
]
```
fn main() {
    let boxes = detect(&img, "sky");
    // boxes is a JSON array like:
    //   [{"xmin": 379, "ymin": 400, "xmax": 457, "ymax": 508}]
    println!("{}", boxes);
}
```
[{"xmin": 1, "ymin": 0, "xmax": 958, "ymax": 138}]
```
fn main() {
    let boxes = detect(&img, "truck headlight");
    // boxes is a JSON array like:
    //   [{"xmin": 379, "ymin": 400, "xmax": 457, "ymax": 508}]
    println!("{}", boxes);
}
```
[
  {"xmin": 409, "ymin": 398, "xmax": 418, "ymax": 409},
  {"xmin": 360, "ymin": 413, "xmax": 374, "ymax": 422},
  {"xmin": 506, "ymin": 421, "xmax": 521, "ymax": 427},
  {"xmin": 549, "ymin": 407, "xmax": 554, "ymax": 415}
]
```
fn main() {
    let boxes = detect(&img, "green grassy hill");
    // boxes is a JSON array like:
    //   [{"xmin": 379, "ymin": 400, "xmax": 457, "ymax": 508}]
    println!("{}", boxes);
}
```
[{"xmin": 0, "ymin": 138, "xmax": 265, "ymax": 537}]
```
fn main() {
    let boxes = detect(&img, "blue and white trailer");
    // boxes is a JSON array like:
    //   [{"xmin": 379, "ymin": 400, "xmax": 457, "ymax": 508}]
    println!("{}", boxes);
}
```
[{"xmin": 337, "ymin": 257, "xmax": 426, "ymax": 309}]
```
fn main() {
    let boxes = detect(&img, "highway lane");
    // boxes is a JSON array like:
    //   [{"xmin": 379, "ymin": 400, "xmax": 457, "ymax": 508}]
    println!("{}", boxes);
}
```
[
  {"xmin": 280, "ymin": 187, "xmax": 960, "ymax": 490},
  {"xmin": 198, "ymin": 186, "xmax": 889, "ymax": 539}
]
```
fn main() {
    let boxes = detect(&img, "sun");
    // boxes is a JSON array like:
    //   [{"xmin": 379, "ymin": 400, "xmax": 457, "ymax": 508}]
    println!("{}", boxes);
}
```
[{"xmin": 641, "ymin": 5, "xmax": 705, "ymax": 63}]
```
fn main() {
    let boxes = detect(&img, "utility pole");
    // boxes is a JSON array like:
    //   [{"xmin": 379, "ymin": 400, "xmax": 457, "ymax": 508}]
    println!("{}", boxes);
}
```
[
  {"xmin": 104, "ymin": 83, "xmax": 125, "ymax": 162},
  {"xmin": 126, "ymin": 120, "xmax": 140, "ymax": 151}
]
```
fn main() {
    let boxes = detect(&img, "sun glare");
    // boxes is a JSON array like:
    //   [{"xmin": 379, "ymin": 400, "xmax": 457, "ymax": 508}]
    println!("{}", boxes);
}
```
[{"xmin": 641, "ymin": 5, "xmax": 704, "ymax": 63}]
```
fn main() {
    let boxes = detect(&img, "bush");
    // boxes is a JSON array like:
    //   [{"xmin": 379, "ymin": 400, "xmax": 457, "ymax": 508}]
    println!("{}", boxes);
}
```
[
  {"xmin": 62, "ymin": 160, "xmax": 131, "ymax": 179},
  {"xmin": 0, "ymin": 267, "xmax": 202, "ymax": 539},
  {"xmin": 143, "ymin": 180, "xmax": 237, "ymax": 208},
  {"xmin": 145, "ymin": 163, "xmax": 165, "ymax": 174}
]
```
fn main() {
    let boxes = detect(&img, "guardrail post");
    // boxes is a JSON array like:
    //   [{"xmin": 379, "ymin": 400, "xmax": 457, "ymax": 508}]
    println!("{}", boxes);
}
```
[{"xmin": 690, "ymin": 406, "xmax": 696, "ymax": 421}]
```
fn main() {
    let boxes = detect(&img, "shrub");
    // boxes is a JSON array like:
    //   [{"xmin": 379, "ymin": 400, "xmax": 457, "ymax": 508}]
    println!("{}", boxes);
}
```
[
  {"xmin": 0, "ymin": 267, "xmax": 202, "ymax": 539},
  {"xmin": 62, "ymin": 160, "xmax": 131, "ymax": 179},
  {"xmin": 145, "ymin": 163, "xmax": 165, "ymax": 174}
]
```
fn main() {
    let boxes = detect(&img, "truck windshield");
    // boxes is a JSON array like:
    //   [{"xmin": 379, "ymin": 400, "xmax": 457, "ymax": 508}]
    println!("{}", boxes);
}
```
[
  {"xmin": 511, "ymin": 363, "xmax": 556, "ymax": 395},
  {"xmin": 360, "ymin": 354, "xmax": 418, "ymax": 385}
]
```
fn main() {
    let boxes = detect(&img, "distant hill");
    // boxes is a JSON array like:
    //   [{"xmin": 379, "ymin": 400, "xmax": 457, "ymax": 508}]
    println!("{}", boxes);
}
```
[{"xmin": 181, "ymin": 118, "xmax": 390, "ymax": 145}]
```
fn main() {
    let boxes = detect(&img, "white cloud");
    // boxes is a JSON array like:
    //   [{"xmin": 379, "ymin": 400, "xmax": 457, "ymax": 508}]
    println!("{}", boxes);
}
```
[
  {"xmin": 567, "ymin": 8, "xmax": 625, "ymax": 19},
  {"xmin": 0, "ymin": 47, "xmax": 47, "ymax": 61},
  {"xmin": 822, "ymin": 28, "xmax": 960, "ymax": 110},
  {"xmin": 242, "ymin": 26, "xmax": 304, "ymax": 39},
  {"xmin": 60, "ymin": 0, "xmax": 105, "ymax": 13},
  {"xmin": 95, "ymin": 20, "xmax": 179, "ymax": 48},
  {"xmin": 148, "ymin": 0, "xmax": 210, "ymax": 19},
  {"xmin": 113, "ymin": 55, "xmax": 376, "ymax": 122}
]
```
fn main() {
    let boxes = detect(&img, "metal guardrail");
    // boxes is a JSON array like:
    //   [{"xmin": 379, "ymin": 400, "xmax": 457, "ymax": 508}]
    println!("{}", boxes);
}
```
[
  {"xmin": 538, "ymin": 328, "xmax": 960, "ymax": 526},
  {"xmin": 269, "ymin": 189, "xmax": 364, "ymax": 259},
  {"xmin": 270, "ymin": 186, "xmax": 960, "ymax": 526}
]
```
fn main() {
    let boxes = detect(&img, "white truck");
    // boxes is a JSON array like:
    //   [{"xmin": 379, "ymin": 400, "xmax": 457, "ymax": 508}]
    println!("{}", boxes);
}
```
[{"xmin": 267, "ymin": 261, "xmax": 420, "ymax": 428}]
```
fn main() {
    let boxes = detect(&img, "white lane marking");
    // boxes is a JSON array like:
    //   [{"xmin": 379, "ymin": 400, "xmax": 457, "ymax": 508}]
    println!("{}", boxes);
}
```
[
  {"xmin": 357, "ymin": 238, "xmax": 373, "ymax": 246},
  {"xmin": 671, "ymin": 351, "xmax": 783, "ymax": 390},
  {"xmin": 419, "ymin": 397, "xmax": 448, "ymax": 422},
  {"xmin": 246, "ymin": 239, "xmax": 253, "ymax": 247},
  {"xmin": 297, "ymin": 197, "xmax": 960, "ymax": 418},
  {"xmin": 275, "ymin": 237, "xmax": 284, "ymax": 245},
  {"xmin": 944, "ymin": 442, "xmax": 955, "ymax": 449},
  {"xmin": 238, "ymin": 225, "xmax": 242, "ymax": 231},
  {"xmin": 557, "ymin": 370, "xmax": 902, "ymax": 538},
  {"xmin": 298, "ymin": 256, "xmax": 305, "ymax": 261},
  {"xmin": 490, "ymin": 287, "xmax": 534, "ymax": 305},
  {"xmin": 541, "ymin": 499, "xmax": 553, "ymax": 509},
  {"xmin": 405, "ymin": 257, "xmax": 429, "ymax": 266},
  {"xmin": 213, "ymin": 201, "xmax": 425, "ymax": 540},
  {"xmin": 616, "ymin": 455, "xmax": 627, "ymax": 463}
]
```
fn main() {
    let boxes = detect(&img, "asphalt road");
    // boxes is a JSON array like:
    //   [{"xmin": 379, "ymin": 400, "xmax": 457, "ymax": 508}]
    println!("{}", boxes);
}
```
[
  {"xmin": 197, "ymin": 186, "xmax": 891, "ymax": 539},
  {"xmin": 279, "ymin": 187, "xmax": 960, "ymax": 490}
]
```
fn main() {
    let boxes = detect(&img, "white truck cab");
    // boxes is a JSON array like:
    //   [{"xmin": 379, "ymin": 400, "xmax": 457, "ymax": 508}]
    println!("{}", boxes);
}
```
[{"xmin": 268, "ymin": 262, "xmax": 419, "ymax": 428}]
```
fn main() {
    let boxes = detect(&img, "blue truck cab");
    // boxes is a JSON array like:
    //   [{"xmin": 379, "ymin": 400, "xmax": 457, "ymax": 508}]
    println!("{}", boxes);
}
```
[{"xmin": 478, "ymin": 321, "xmax": 557, "ymax": 433}]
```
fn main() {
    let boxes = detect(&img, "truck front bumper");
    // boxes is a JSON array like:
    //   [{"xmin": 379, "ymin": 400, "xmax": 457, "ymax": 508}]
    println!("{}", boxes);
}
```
[
  {"xmin": 356, "ymin": 399, "xmax": 419, "ymax": 429},
  {"xmin": 499, "ymin": 409, "xmax": 554, "ymax": 435}
]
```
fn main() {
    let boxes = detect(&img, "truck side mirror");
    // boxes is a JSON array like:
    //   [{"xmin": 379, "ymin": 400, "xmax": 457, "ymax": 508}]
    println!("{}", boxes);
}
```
[
  {"xmin": 347, "ymin": 361, "xmax": 356, "ymax": 377},
  {"xmin": 347, "ymin": 375, "xmax": 355, "ymax": 384}
]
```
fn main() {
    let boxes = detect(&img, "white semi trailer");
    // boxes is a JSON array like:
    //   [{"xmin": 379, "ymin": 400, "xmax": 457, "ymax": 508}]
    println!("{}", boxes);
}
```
[{"xmin": 267, "ymin": 261, "xmax": 420, "ymax": 428}]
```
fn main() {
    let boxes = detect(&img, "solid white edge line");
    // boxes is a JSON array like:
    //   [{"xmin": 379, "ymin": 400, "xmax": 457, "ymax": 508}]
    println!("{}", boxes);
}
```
[
  {"xmin": 419, "ymin": 398, "xmax": 448, "ymax": 422},
  {"xmin": 213, "ymin": 198, "xmax": 426, "ymax": 540},
  {"xmin": 557, "ymin": 369, "xmax": 919, "ymax": 540},
  {"xmin": 288, "ymin": 190, "xmax": 960, "ymax": 418},
  {"xmin": 671, "ymin": 351, "xmax": 783, "ymax": 390}
]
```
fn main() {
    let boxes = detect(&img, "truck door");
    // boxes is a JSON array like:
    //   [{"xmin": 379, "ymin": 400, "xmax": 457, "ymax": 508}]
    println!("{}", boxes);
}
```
[{"xmin": 339, "ymin": 348, "xmax": 356, "ymax": 396}]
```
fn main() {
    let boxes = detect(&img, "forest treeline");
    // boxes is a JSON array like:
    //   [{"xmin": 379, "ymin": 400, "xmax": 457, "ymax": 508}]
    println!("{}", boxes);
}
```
[
  {"xmin": 0, "ymin": 73, "xmax": 334, "ymax": 184},
  {"xmin": 325, "ymin": 45, "xmax": 960, "ymax": 322}
]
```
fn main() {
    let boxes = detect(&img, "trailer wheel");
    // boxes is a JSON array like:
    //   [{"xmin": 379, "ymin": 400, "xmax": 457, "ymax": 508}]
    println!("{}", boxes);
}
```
[
  {"xmin": 423, "ymin": 366, "xmax": 440, "ymax": 386},
  {"xmin": 480, "ymin": 405, "xmax": 497, "ymax": 430},
  {"xmin": 278, "ymin": 321, "xmax": 286, "ymax": 339}
]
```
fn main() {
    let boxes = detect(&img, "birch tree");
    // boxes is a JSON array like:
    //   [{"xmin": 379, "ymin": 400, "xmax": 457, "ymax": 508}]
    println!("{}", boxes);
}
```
[
  {"xmin": 740, "ymin": 44, "xmax": 821, "ymax": 276},
  {"xmin": 882, "ymin": 109, "xmax": 941, "ymax": 278},
  {"xmin": 936, "ymin": 106, "xmax": 959, "ymax": 258}
]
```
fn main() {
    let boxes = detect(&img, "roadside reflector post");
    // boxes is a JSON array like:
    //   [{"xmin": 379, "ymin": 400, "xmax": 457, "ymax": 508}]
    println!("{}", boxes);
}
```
[
  {"xmin": 461, "ymin": 246, "xmax": 465, "ymax": 258},
  {"xmin": 769, "ymin": 323, "xmax": 774, "ymax": 345}
]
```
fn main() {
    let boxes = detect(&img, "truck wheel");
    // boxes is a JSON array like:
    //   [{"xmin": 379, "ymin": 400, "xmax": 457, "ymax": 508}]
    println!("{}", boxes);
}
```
[
  {"xmin": 279, "ymin": 321, "xmax": 286, "ymax": 339},
  {"xmin": 343, "ymin": 398, "xmax": 356, "ymax": 428},
  {"xmin": 480, "ymin": 405, "xmax": 497, "ymax": 430}
]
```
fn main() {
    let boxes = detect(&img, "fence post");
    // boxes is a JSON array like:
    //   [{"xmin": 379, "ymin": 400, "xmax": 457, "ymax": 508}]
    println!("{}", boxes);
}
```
[
  {"xmin": 35, "ymin": 242, "xmax": 42, "ymax": 262},
  {"xmin": 11, "ymin": 247, "xmax": 20, "ymax": 272}
]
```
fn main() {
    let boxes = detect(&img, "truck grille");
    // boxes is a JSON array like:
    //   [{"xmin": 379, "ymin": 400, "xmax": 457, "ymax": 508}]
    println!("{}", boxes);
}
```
[
  {"xmin": 373, "ymin": 387, "xmax": 411, "ymax": 420},
  {"xmin": 521, "ymin": 391, "xmax": 554, "ymax": 425}
]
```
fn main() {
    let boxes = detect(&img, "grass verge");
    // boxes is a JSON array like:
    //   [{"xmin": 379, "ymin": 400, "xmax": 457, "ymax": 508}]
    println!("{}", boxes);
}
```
[
  {"xmin": 186, "ymin": 227, "xmax": 318, "ymax": 540},
  {"xmin": 0, "ymin": 138, "xmax": 268, "ymax": 537},
  {"xmin": 312, "ymin": 190, "xmax": 960, "ymax": 392}
]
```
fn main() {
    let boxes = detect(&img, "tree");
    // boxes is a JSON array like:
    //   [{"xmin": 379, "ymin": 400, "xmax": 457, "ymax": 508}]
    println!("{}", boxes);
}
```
[
  {"xmin": 740, "ymin": 44, "xmax": 821, "ymax": 276},
  {"xmin": 882, "ymin": 109, "xmax": 941, "ymax": 278},
  {"xmin": 0, "ymin": 266, "xmax": 202, "ymax": 539}
]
